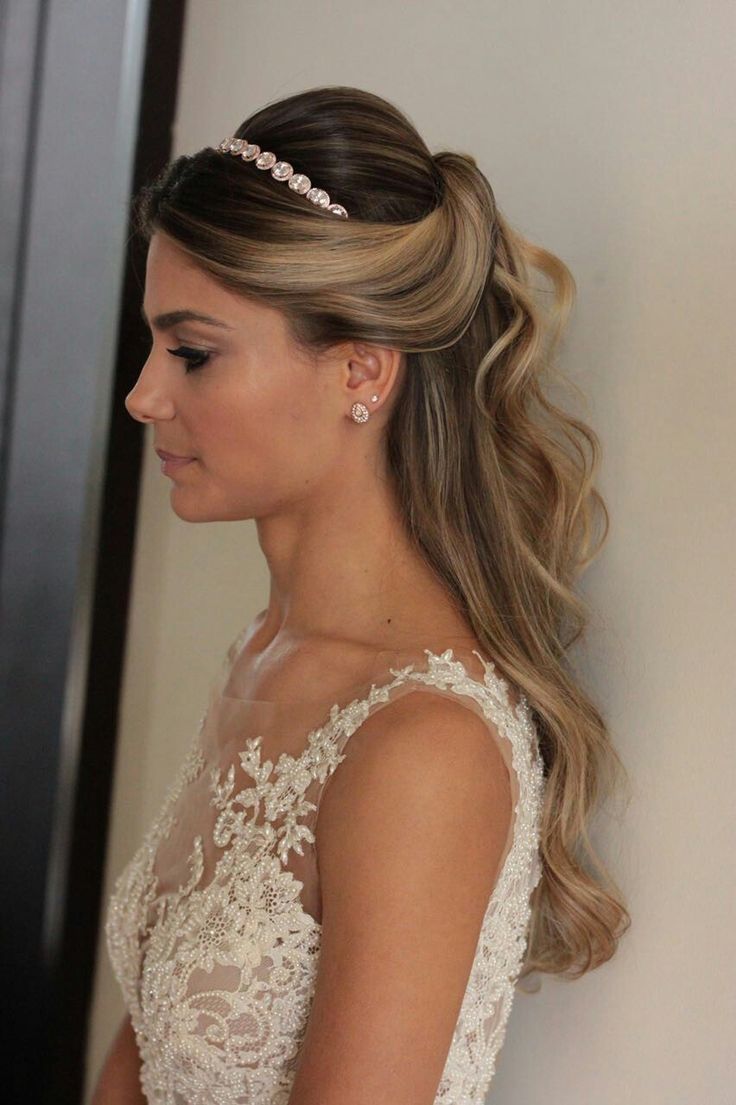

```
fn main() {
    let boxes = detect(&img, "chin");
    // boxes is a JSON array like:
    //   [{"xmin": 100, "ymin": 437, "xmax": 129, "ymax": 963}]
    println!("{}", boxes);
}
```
[
  {"xmin": 170, "ymin": 503, "xmax": 212, "ymax": 523},
  {"xmin": 169, "ymin": 492, "xmax": 253, "ymax": 524},
  {"xmin": 167, "ymin": 490, "xmax": 214, "ymax": 523}
]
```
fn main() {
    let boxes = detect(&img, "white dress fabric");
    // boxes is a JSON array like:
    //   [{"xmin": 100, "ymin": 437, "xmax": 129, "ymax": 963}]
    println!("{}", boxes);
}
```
[{"xmin": 105, "ymin": 632, "xmax": 545, "ymax": 1105}]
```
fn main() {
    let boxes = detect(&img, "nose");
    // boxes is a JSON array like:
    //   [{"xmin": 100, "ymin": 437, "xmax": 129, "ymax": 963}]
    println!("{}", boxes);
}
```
[{"xmin": 124, "ymin": 361, "xmax": 176, "ymax": 424}]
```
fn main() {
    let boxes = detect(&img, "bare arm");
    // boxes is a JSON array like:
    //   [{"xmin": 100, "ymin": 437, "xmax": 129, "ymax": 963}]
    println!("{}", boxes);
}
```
[
  {"xmin": 90, "ymin": 1013, "xmax": 146, "ymax": 1105},
  {"xmin": 287, "ymin": 693, "xmax": 513, "ymax": 1105}
]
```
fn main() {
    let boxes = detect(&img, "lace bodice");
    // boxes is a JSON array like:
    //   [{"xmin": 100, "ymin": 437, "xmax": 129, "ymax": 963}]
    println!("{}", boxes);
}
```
[{"xmin": 105, "ymin": 635, "xmax": 545, "ymax": 1104}]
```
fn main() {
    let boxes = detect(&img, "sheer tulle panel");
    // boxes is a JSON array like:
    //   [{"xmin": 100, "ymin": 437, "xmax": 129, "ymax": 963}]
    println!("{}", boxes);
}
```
[
  {"xmin": 149, "ymin": 696, "xmax": 332, "ymax": 916},
  {"xmin": 149, "ymin": 642, "xmax": 522, "ymax": 931}
]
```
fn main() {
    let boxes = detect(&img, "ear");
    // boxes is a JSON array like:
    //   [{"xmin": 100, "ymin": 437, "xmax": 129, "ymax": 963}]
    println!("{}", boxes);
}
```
[{"xmin": 346, "ymin": 342, "xmax": 404, "ymax": 413}]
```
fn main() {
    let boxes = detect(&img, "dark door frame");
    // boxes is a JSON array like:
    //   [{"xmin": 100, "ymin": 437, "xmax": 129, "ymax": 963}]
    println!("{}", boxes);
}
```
[{"xmin": 0, "ymin": 1, "xmax": 187, "ymax": 1100}]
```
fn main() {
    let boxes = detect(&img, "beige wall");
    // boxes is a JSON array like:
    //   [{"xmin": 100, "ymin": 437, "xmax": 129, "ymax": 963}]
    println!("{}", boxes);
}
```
[{"xmin": 85, "ymin": 2, "xmax": 735, "ymax": 1101}]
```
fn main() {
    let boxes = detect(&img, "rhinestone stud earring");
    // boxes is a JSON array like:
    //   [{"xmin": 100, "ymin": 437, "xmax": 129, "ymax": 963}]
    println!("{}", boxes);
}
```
[{"xmin": 350, "ymin": 402, "xmax": 370, "ymax": 423}]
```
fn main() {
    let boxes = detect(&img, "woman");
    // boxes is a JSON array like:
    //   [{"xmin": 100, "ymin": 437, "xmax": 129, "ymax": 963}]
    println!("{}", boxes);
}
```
[{"xmin": 94, "ymin": 85, "xmax": 630, "ymax": 1105}]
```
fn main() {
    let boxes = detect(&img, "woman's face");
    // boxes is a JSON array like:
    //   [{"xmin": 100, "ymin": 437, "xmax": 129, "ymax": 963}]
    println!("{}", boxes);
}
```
[{"xmin": 126, "ymin": 231, "xmax": 350, "ymax": 523}]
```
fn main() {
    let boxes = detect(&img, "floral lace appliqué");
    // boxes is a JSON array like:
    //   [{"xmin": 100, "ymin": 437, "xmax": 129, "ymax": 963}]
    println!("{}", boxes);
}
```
[{"xmin": 105, "ymin": 647, "xmax": 545, "ymax": 1105}]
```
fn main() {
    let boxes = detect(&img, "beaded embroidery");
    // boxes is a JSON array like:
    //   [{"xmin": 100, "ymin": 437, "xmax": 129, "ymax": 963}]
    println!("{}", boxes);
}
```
[{"xmin": 105, "ymin": 646, "xmax": 545, "ymax": 1104}]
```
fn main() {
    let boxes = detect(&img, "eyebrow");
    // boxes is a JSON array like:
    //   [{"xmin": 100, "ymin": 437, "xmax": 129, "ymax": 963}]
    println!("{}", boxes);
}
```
[{"xmin": 140, "ymin": 305, "xmax": 235, "ymax": 331}]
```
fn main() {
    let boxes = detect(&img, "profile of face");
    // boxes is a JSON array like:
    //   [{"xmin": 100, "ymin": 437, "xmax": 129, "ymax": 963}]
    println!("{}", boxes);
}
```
[{"xmin": 125, "ymin": 231, "xmax": 399, "ymax": 523}]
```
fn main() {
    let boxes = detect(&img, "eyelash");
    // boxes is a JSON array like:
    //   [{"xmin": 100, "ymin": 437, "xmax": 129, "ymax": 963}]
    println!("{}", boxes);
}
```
[{"xmin": 166, "ymin": 345, "xmax": 211, "ymax": 373}]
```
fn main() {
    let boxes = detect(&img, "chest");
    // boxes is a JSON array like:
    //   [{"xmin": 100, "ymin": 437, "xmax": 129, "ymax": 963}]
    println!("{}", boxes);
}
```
[{"xmin": 135, "ymin": 692, "xmax": 345, "ymax": 965}]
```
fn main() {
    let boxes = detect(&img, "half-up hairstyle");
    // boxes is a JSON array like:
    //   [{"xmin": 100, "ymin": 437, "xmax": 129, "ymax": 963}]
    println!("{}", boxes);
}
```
[{"xmin": 133, "ymin": 84, "xmax": 631, "ymax": 983}]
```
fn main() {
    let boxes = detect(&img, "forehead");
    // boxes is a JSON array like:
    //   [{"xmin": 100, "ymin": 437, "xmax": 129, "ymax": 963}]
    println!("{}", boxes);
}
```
[
  {"xmin": 143, "ymin": 231, "xmax": 282, "ymax": 337},
  {"xmin": 145, "ymin": 232, "xmax": 228, "ymax": 306}
]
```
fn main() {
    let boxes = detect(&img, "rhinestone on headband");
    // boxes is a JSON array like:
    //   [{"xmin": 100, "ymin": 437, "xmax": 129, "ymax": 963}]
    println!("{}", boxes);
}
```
[{"xmin": 215, "ymin": 137, "xmax": 349, "ymax": 218}]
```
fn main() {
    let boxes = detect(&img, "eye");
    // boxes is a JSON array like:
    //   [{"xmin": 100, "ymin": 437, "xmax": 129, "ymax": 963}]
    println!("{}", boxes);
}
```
[{"xmin": 166, "ymin": 345, "xmax": 211, "ymax": 373}]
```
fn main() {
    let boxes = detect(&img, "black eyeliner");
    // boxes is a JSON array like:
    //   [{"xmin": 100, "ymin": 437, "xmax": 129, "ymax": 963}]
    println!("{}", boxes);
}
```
[{"xmin": 166, "ymin": 345, "xmax": 211, "ymax": 372}]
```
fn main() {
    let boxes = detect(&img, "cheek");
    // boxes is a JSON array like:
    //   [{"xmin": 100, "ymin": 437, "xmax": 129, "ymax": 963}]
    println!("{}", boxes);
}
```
[{"xmin": 203, "ymin": 390, "xmax": 332, "ymax": 482}]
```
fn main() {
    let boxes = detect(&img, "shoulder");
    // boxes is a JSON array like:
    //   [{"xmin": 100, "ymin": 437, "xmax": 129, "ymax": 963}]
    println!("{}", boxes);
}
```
[
  {"xmin": 316, "ymin": 690, "xmax": 513, "ymax": 886},
  {"xmin": 324, "ymin": 687, "xmax": 511, "ymax": 805}
]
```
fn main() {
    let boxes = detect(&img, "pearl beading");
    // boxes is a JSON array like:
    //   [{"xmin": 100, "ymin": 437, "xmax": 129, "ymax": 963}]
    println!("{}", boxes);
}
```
[{"xmin": 215, "ymin": 137, "xmax": 349, "ymax": 219}]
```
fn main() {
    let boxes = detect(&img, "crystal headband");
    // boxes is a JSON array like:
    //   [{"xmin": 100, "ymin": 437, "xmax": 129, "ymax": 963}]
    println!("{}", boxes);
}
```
[{"xmin": 215, "ymin": 137, "xmax": 349, "ymax": 218}]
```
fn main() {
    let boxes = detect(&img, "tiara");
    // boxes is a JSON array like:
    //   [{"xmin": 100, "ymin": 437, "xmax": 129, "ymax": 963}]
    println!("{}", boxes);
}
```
[{"xmin": 215, "ymin": 137, "xmax": 349, "ymax": 218}]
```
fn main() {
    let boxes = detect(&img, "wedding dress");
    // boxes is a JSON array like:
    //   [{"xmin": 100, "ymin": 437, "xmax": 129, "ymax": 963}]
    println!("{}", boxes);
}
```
[{"xmin": 105, "ymin": 630, "xmax": 545, "ymax": 1104}]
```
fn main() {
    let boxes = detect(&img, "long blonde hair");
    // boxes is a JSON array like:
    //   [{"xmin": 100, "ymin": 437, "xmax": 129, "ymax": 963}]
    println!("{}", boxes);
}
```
[{"xmin": 134, "ymin": 85, "xmax": 631, "ymax": 982}]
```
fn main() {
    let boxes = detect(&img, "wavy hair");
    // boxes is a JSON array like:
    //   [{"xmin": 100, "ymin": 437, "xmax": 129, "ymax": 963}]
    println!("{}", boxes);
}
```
[{"xmin": 132, "ymin": 85, "xmax": 631, "ymax": 982}]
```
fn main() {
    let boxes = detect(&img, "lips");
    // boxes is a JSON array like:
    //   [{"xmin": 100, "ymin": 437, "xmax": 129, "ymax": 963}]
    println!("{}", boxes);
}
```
[{"xmin": 156, "ymin": 448, "xmax": 195, "ymax": 461}]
